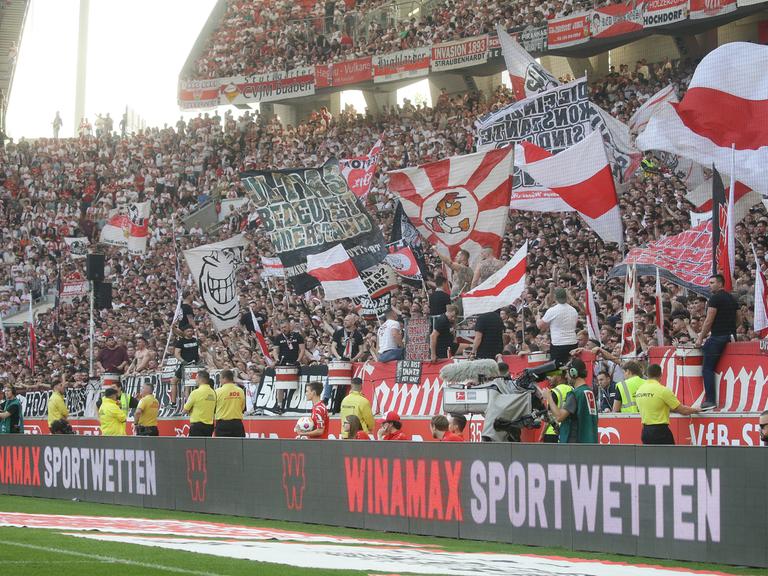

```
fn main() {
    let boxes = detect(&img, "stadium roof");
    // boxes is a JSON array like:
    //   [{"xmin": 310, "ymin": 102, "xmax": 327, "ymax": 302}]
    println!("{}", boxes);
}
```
[{"xmin": 0, "ymin": 0, "xmax": 28, "ymax": 131}]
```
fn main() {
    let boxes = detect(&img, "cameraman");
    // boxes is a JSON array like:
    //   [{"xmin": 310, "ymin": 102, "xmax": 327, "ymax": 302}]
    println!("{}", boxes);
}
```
[{"xmin": 543, "ymin": 358, "xmax": 598, "ymax": 443}]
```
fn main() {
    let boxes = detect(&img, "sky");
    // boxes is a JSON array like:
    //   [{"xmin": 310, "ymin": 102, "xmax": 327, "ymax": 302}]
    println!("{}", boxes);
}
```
[{"xmin": 6, "ymin": 0, "xmax": 216, "ymax": 139}]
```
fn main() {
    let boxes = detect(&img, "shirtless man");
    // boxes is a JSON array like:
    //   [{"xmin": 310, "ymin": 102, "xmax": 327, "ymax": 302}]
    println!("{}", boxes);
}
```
[{"xmin": 132, "ymin": 337, "xmax": 155, "ymax": 374}]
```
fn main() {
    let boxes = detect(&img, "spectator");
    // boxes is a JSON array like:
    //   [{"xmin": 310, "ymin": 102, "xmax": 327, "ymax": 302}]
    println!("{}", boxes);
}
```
[
  {"xmin": 376, "ymin": 308, "xmax": 403, "ymax": 362},
  {"xmin": 52, "ymin": 111, "xmax": 62, "ymax": 139},
  {"xmin": 636, "ymin": 363, "xmax": 699, "ymax": 445},
  {"xmin": 471, "ymin": 246, "xmax": 504, "ymax": 288},
  {"xmin": 339, "ymin": 376, "xmax": 374, "ymax": 437},
  {"xmin": 428, "ymin": 275, "xmax": 451, "ymax": 316},
  {"xmin": 331, "ymin": 314, "xmax": 364, "ymax": 361},
  {"xmin": 272, "ymin": 320, "xmax": 306, "ymax": 412},
  {"xmin": 536, "ymin": 288, "xmax": 578, "ymax": 364},
  {"xmin": 696, "ymin": 274, "xmax": 739, "ymax": 411},
  {"xmin": 134, "ymin": 382, "xmax": 160, "ymax": 436},
  {"xmin": 471, "ymin": 310, "xmax": 504, "ymax": 359},
  {"xmin": 613, "ymin": 361, "xmax": 643, "ymax": 413},
  {"xmin": 97, "ymin": 334, "xmax": 129, "ymax": 375},
  {"xmin": 342, "ymin": 414, "xmax": 369, "ymax": 439},
  {"xmin": 98, "ymin": 388, "xmax": 126, "ymax": 436},
  {"xmin": 433, "ymin": 247, "xmax": 472, "ymax": 314},
  {"xmin": 596, "ymin": 369, "xmax": 617, "ymax": 413},
  {"xmin": 430, "ymin": 304, "xmax": 459, "ymax": 361},
  {"xmin": 295, "ymin": 380, "xmax": 328, "ymax": 439},
  {"xmin": 173, "ymin": 327, "xmax": 201, "ymax": 405},
  {"xmin": 131, "ymin": 336, "xmax": 156, "ymax": 374},
  {"xmin": 430, "ymin": 414, "xmax": 463, "ymax": 441},
  {"xmin": 544, "ymin": 358, "xmax": 598, "ymax": 444},
  {"xmin": 377, "ymin": 411, "xmax": 407, "ymax": 440},
  {"xmin": 47, "ymin": 378, "xmax": 69, "ymax": 429}
]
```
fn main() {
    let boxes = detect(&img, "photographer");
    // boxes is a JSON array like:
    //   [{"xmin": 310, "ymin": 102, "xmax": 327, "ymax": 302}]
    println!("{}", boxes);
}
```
[{"xmin": 543, "ymin": 358, "xmax": 598, "ymax": 444}]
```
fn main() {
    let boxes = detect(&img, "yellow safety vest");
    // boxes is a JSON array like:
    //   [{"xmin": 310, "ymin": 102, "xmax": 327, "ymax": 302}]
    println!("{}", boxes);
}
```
[
  {"xmin": 618, "ymin": 375, "xmax": 643, "ymax": 413},
  {"xmin": 545, "ymin": 383, "xmax": 573, "ymax": 436}
]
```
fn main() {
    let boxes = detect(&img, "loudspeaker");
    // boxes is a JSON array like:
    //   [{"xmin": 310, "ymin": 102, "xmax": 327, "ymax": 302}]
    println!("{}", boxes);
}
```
[
  {"xmin": 86, "ymin": 253, "xmax": 105, "ymax": 282},
  {"xmin": 94, "ymin": 282, "xmax": 112, "ymax": 310}
]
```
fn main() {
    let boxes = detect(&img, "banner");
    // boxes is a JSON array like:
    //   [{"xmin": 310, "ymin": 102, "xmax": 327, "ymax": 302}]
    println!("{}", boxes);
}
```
[
  {"xmin": 547, "ymin": 13, "xmax": 591, "ymax": 49},
  {"xmin": 315, "ymin": 57, "xmax": 372, "ymax": 88},
  {"xmin": 178, "ymin": 78, "xmax": 220, "ymax": 110},
  {"xmin": 359, "ymin": 262, "xmax": 398, "ymax": 299},
  {"xmin": 519, "ymin": 25, "xmax": 548, "ymax": 53},
  {"xmin": 339, "ymin": 139, "xmax": 382, "ymax": 199},
  {"xmin": 689, "ymin": 0, "xmax": 737, "ymax": 18},
  {"xmin": 372, "ymin": 47, "xmax": 430, "ymax": 83},
  {"xmin": 590, "ymin": 3, "xmax": 644, "ymax": 38},
  {"xmin": 621, "ymin": 265, "xmax": 637, "ymax": 358},
  {"xmin": 61, "ymin": 272, "xmax": 89, "ymax": 300},
  {"xmin": 64, "ymin": 237, "xmax": 89, "ymax": 259},
  {"xmin": 183, "ymin": 234, "xmax": 247, "ymax": 331},
  {"xmin": 241, "ymin": 162, "xmax": 386, "ymax": 293},
  {"xmin": 99, "ymin": 201, "xmax": 151, "ymax": 253},
  {"xmin": 430, "ymin": 35, "xmax": 488, "ymax": 72},
  {"xmin": 642, "ymin": 0, "xmax": 688, "ymax": 27},
  {"xmin": 355, "ymin": 291, "xmax": 392, "ymax": 320},
  {"xmin": 219, "ymin": 67, "xmax": 315, "ymax": 105},
  {"xmin": 260, "ymin": 256, "xmax": 285, "ymax": 278},
  {"xmin": 404, "ymin": 317, "xmax": 431, "ymax": 361}
]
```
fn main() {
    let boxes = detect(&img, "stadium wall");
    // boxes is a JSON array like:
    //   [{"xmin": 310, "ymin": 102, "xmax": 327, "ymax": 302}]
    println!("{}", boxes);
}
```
[{"xmin": 0, "ymin": 435, "xmax": 765, "ymax": 568}]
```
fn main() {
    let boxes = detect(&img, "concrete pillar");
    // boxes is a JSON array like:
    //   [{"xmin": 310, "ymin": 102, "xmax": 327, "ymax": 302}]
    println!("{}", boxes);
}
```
[
  {"xmin": 273, "ymin": 103, "xmax": 297, "ymax": 127},
  {"xmin": 74, "ymin": 0, "xmax": 90, "ymax": 136},
  {"xmin": 362, "ymin": 91, "xmax": 380, "ymax": 116},
  {"xmin": 328, "ymin": 91, "xmax": 342, "ymax": 116},
  {"xmin": 566, "ymin": 57, "xmax": 593, "ymax": 80},
  {"xmin": 590, "ymin": 52, "xmax": 609, "ymax": 78},
  {"xmin": 697, "ymin": 28, "xmax": 719, "ymax": 56}
]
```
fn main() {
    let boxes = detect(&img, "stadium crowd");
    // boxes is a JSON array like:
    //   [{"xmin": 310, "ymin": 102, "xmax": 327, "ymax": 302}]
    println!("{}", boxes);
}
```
[{"xmin": 0, "ymin": 53, "xmax": 766, "ymax": 405}]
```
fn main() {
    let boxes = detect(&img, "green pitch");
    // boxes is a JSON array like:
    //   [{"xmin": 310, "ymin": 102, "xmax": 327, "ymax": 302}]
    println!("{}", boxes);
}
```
[{"xmin": 0, "ymin": 495, "xmax": 761, "ymax": 576}]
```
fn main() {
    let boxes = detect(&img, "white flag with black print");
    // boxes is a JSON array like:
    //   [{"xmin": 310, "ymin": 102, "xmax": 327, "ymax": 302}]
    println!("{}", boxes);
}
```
[
  {"xmin": 64, "ymin": 237, "xmax": 90, "ymax": 259},
  {"xmin": 183, "ymin": 234, "xmax": 247, "ymax": 331}
]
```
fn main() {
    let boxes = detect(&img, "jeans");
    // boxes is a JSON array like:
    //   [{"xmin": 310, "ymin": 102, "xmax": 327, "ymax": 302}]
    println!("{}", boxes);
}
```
[
  {"xmin": 378, "ymin": 348, "xmax": 404, "ymax": 362},
  {"xmin": 702, "ymin": 334, "xmax": 732, "ymax": 404}
]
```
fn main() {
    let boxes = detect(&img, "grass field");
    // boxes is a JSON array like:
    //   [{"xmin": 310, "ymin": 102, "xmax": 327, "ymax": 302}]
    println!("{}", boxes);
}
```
[{"xmin": 0, "ymin": 495, "xmax": 762, "ymax": 576}]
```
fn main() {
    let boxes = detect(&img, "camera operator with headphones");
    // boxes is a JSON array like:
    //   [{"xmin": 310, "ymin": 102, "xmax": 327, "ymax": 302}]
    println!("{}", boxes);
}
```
[{"xmin": 543, "ymin": 358, "xmax": 598, "ymax": 444}]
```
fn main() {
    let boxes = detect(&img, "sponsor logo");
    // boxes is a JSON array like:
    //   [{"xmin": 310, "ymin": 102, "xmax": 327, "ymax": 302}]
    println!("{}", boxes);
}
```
[
  {"xmin": 0, "ymin": 446, "xmax": 41, "ymax": 486},
  {"xmin": 344, "ymin": 457, "xmax": 463, "ymax": 520},
  {"xmin": 186, "ymin": 449, "xmax": 207, "ymax": 502},
  {"xmin": 41, "ymin": 447, "xmax": 156, "ymax": 494},
  {"xmin": 598, "ymin": 426, "xmax": 620, "ymax": 444},
  {"xmin": 282, "ymin": 452, "xmax": 306, "ymax": 510}
]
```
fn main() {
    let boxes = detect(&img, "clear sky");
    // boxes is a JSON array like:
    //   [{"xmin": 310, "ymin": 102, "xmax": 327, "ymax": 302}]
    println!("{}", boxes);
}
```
[{"xmin": 6, "ymin": 0, "xmax": 216, "ymax": 139}]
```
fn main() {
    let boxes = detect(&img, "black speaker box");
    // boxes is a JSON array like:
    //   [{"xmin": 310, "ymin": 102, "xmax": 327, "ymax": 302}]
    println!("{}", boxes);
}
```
[{"xmin": 86, "ymin": 253, "xmax": 105, "ymax": 282}]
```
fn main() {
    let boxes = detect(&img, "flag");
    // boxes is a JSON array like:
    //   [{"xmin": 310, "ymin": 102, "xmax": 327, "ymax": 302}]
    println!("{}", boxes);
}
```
[
  {"xmin": 461, "ymin": 243, "xmax": 527, "ymax": 316},
  {"xmin": 628, "ymin": 84, "xmax": 678, "ymax": 137},
  {"xmin": 621, "ymin": 265, "xmax": 637, "ymax": 358},
  {"xmin": 519, "ymin": 131, "xmax": 623, "ymax": 246},
  {"xmin": 388, "ymin": 147, "xmax": 513, "ymax": 265},
  {"xmin": 306, "ymin": 244, "xmax": 368, "ymax": 301},
  {"xmin": 496, "ymin": 25, "xmax": 557, "ymax": 101},
  {"xmin": 183, "ymin": 234, "xmax": 247, "ymax": 331},
  {"xmin": 585, "ymin": 266, "xmax": 601, "ymax": 345},
  {"xmin": 711, "ymin": 168, "xmax": 727, "ymax": 277},
  {"xmin": 686, "ymin": 178, "xmax": 760, "ymax": 224},
  {"xmin": 27, "ymin": 297, "xmax": 37, "ymax": 373},
  {"xmin": 260, "ymin": 256, "xmax": 285, "ymax": 278},
  {"xmin": 250, "ymin": 306, "xmax": 274, "ymax": 366},
  {"xmin": 655, "ymin": 268, "xmax": 664, "ymax": 347},
  {"xmin": 63, "ymin": 237, "xmax": 90, "ymax": 259},
  {"xmin": 752, "ymin": 245, "xmax": 768, "ymax": 339},
  {"xmin": 99, "ymin": 200, "xmax": 151, "ymax": 253},
  {"xmin": 340, "ymin": 139, "xmax": 382, "ymax": 198},
  {"xmin": 385, "ymin": 245, "xmax": 422, "ymax": 280},
  {"xmin": 510, "ymin": 142, "xmax": 575, "ymax": 212},
  {"xmin": 721, "ymin": 148, "xmax": 736, "ymax": 291},
  {"xmin": 636, "ymin": 42, "xmax": 768, "ymax": 199},
  {"xmin": 0, "ymin": 311, "xmax": 5, "ymax": 350}
]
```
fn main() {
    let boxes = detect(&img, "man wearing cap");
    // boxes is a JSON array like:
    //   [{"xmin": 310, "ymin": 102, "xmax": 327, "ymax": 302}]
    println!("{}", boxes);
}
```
[
  {"xmin": 536, "ymin": 288, "xmax": 578, "ymax": 365},
  {"xmin": 99, "ymin": 388, "xmax": 126, "ymax": 436},
  {"xmin": 377, "ymin": 411, "xmax": 408, "ymax": 440},
  {"xmin": 97, "ymin": 334, "xmax": 129, "ymax": 375}
]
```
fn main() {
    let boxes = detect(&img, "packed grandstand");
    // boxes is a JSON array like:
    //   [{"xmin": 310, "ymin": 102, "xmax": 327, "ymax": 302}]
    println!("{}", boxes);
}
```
[{"xmin": 1, "ymin": 0, "xmax": 767, "ymax": 442}]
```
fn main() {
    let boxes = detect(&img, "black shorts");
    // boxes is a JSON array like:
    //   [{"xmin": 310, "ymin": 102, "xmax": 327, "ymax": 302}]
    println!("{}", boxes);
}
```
[
  {"xmin": 215, "ymin": 419, "xmax": 245, "ymax": 438},
  {"xmin": 550, "ymin": 344, "xmax": 577, "ymax": 365},
  {"xmin": 189, "ymin": 422, "xmax": 214, "ymax": 437},
  {"xmin": 136, "ymin": 425, "xmax": 159, "ymax": 436},
  {"xmin": 641, "ymin": 424, "xmax": 675, "ymax": 445}
]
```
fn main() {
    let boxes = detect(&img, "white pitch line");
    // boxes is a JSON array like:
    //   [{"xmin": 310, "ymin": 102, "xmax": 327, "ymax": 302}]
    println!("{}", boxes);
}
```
[{"xmin": 2, "ymin": 540, "xmax": 231, "ymax": 576}]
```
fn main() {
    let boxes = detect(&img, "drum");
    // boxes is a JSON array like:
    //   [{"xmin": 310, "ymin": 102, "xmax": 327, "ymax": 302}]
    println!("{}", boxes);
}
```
[
  {"xmin": 327, "ymin": 361, "xmax": 352, "ymax": 387},
  {"xmin": 675, "ymin": 348, "xmax": 704, "ymax": 405},
  {"xmin": 184, "ymin": 364, "xmax": 203, "ymax": 388},
  {"xmin": 101, "ymin": 372, "xmax": 121, "ymax": 390},
  {"xmin": 275, "ymin": 366, "xmax": 299, "ymax": 390}
]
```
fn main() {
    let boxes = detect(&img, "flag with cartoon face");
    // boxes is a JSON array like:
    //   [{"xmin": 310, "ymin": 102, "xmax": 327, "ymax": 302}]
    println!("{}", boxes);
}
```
[{"xmin": 183, "ymin": 234, "xmax": 247, "ymax": 331}]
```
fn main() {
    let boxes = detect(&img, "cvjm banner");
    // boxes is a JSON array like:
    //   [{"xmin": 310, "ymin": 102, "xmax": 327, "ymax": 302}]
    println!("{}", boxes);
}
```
[
  {"xmin": 372, "ymin": 47, "xmax": 430, "ymax": 83},
  {"xmin": 240, "ymin": 161, "xmax": 386, "ymax": 293},
  {"xmin": 430, "ymin": 36, "xmax": 489, "ymax": 72},
  {"xmin": 218, "ymin": 68, "xmax": 315, "ymax": 105},
  {"xmin": 99, "ymin": 201, "xmax": 150, "ymax": 254}
]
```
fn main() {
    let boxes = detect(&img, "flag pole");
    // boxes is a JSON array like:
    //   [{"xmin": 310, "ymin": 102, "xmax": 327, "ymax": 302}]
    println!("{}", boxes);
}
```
[{"xmin": 88, "ymin": 278, "xmax": 95, "ymax": 377}]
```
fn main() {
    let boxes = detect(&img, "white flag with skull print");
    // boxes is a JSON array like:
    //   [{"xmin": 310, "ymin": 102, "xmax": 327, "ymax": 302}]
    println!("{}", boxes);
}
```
[{"xmin": 183, "ymin": 234, "xmax": 247, "ymax": 331}]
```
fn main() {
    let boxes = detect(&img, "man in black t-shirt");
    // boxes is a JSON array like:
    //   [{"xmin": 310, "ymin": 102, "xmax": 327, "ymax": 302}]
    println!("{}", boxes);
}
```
[
  {"xmin": 472, "ymin": 310, "xmax": 504, "ymax": 359},
  {"xmin": 175, "ymin": 292, "xmax": 195, "ymax": 335},
  {"xmin": 332, "ymin": 315, "xmax": 364, "ymax": 361},
  {"xmin": 172, "ymin": 327, "xmax": 201, "ymax": 405},
  {"xmin": 429, "ymin": 275, "xmax": 452, "ymax": 316},
  {"xmin": 272, "ymin": 320, "xmax": 306, "ymax": 413},
  {"xmin": 696, "ymin": 274, "xmax": 739, "ymax": 411},
  {"xmin": 430, "ymin": 304, "xmax": 460, "ymax": 361}
]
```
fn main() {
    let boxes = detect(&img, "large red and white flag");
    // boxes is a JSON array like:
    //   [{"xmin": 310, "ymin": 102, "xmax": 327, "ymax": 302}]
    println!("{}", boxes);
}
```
[
  {"xmin": 306, "ymin": 244, "xmax": 368, "ymax": 301},
  {"xmin": 637, "ymin": 42, "xmax": 768, "ymax": 199},
  {"xmin": 100, "ymin": 201, "xmax": 151, "ymax": 253},
  {"xmin": 340, "ymin": 139, "xmax": 383, "ymax": 199},
  {"xmin": 585, "ymin": 265, "xmax": 601, "ymax": 345},
  {"xmin": 628, "ymin": 84, "xmax": 678, "ymax": 137},
  {"xmin": 686, "ymin": 177, "xmax": 760, "ymax": 224},
  {"xmin": 752, "ymin": 246, "xmax": 768, "ymax": 339},
  {"xmin": 385, "ymin": 245, "xmax": 422, "ymax": 280},
  {"xmin": 461, "ymin": 243, "xmax": 527, "ymax": 316},
  {"xmin": 621, "ymin": 264, "xmax": 637, "ymax": 358},
  {"xmin": 260, "ymin": 256, "xmax": 285, "ymax": 278},
  {"xmin": 496, "ymin": 25, "xmax": 557, "ymax": 101},
  {"xmin": 519, "ymin": 131, "xmax": 623, "ymax": 246},
  {"xmin": 655, "ymin": 268, "xmax": 664, "ymax": 347},
  {"xmin": 388, "ymin": 147, "xmax": 513, "ymax": 265},
  {"xmin": 249, "ymin": 306, "xmax": 274, "ymax": 366},
  {"xmin": 510, "ymin": 142, "xmax": 575, "ymax": 213}
]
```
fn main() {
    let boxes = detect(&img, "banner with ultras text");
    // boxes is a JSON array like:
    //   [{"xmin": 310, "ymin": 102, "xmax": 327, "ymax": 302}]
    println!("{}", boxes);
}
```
[{"xmin": 0, "ymin": 436, "xmax": 764, "ymax": 568}]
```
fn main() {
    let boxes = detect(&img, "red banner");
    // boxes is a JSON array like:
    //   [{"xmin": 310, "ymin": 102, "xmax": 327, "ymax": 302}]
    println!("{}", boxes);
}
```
[
  {"xmin": 547, "ymin": 13, "xmax": 591, "ymax": 48},
  {"xmin": 315, "ymin": 57, "xmax": 372, "ymax": 88},
  {"xmin": 689, "ymin": 0, "xmax": 737, "ymax": 18},
  {"xmin": 591, "ymin": 3, "xmax": 645, "ymax": 38},
  {"xmin": 178, "ymin": 79, "xmax": 220, "ymax": 110},
  {"xmin": 430, "ymin": 35, "xmax": 488, "ymax": 72}
]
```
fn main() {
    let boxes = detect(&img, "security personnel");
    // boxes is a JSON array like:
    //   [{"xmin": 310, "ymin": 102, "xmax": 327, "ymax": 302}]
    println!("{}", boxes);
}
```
[
  {"xmin": 339, "ymin": 377, "xmax": 374, "ymax": 438},
  {"xmin": 542, "ymin": 377, "xmax": 573, "ymax": 443},
  {"xmin": 47, "ymin": 379, "xmax": 69, "ymax": 429},
  {"xmin": 613, "ymin": 361, "xmax": 643, "ymax": 413},
  {"xmin": 215, "ymin": 369, "xmax": 246, "ymax": 437},
  {"xmin": 636, "ymin": 364, "xmax": 699, "ymax": 444},
  {"xmin": 96, "ymin": 379, "xmax": 138, "ymax": 415},
  {"xmin": 545, "ymin": 358, "xmax": 598, "ymax": 443},
  {"xmin": 183, "ymin": 370, "xmax": 216, "ymax": 437},
  {"xmin": 134, "ymin": 382, "xmax": 160, "ymax": 436},
  {"xmin": 99, "ymin": 388, "xmax": 127, "ymax": 436}
]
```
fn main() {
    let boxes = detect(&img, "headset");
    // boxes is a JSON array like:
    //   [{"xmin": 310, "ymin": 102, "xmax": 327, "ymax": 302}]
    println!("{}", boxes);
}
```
[{"xmin": 565, "ymin": 359, "xmax": 588, "ymax": 379}]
